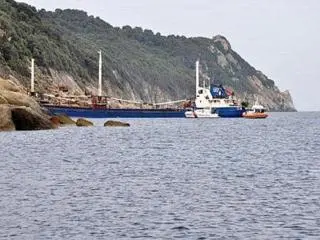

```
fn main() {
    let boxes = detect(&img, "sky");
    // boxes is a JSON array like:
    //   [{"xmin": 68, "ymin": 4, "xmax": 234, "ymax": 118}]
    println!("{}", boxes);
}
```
[{"xmin": 20, "ymin": 0, "xmax": 320, "ymax": 111}]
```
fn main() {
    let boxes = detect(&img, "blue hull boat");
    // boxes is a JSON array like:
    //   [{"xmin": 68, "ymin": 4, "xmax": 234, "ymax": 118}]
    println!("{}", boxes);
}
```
[
  {"xmin": 215, "ymin": 107, "xmax": 246, "ymax": 118},
  {"xmin": 44, "ymin": 105, "xmax": 186, "ymax": 118},
  {"xmin": 41, "ymin": 59, "xmax": 245, "ymax": 119},
  {"xmin": 43, "ymin": 105, "xmax": 244, "ymax": 118}
]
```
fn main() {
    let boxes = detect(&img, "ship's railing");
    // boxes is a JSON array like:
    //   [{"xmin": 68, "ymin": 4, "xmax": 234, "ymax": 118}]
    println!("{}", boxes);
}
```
[
  {"xmin": 31, "ymin": 91, "xmax": 192, "ymax": 109},
  {"xmin": 92, "ymin": 95, "xmax": 191, "ymax": 109}
]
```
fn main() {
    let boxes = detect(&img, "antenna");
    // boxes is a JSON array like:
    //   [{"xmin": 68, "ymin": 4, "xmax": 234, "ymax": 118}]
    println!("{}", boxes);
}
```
[
  {"xmin": 98, "ymin": 50, "xmax": 102, "ymax": 97},
  {"xmin": 30, "ymin": 58, "xmax": 35, "ymax": 94}
]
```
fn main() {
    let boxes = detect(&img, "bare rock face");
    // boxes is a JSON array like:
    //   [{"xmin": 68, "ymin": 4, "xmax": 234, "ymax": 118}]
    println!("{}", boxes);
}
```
[
  {"xmin": 208, "ymin": 37, "xmax": 296, "ymax": 112},
  {"xmin": 281, "ymin": 90, "xmax": 296, "ymax": 111},
  {"xmin": 0, "ymin": 95, "xmax": 8, "ymax": 104},
  {"xmin": 212, "ymin": 35, "xmax": 232, "ymax": 52},
  {"xmin": 0, "ymin": 78, "xmax": 22, "ymax": 92},
  {"xmin": 104, "ymin": 120, "xmax": 130, "ymax": 127},
  {"xmin": 76, "ymin": 118, "xmax": 93, "ymax": 127},
  {"xmin": 0, "ymin": 90, "xmax": 41, "ymax": 111}
]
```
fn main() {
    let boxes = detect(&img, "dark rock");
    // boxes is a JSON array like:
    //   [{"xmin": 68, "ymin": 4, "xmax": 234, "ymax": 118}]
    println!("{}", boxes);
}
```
[
  {"xmin": 104, "ymin": 120, "xmax": 130, "ymax": 127},
  {"xmin": 10, "ymin": 106, "xmax": 54, "ymax": 131},
  {"xmin": 0, "ymin": 105, "xmax": 55, "ymax": 131},
  {"xmin": 76, "ymin": 118, "xmax": 93, "ymax": 127}
]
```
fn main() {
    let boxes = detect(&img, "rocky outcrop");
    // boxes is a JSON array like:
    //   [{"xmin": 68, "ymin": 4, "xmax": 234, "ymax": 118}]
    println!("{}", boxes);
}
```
[
  {"xmin": 0, "ymin": 105, "xmax": 54, "ymax": 131},
  {"xmin": 0, "ymin": 78, "xmax": 23, "ymax": 92},
  {"xmin": 10, "ymin": 106, "xmax": 54, "ymax": 130},
  {"xmin": 212, "ymin": 35, "xmax": 232, "ymax": 52},
  {"xmin": 104, "ymin": 120, "xmax": 130, "ymax": 127},
  {"xmin": 208, "ymin": 37, "xmax": 296, "ymax": 111},
  {"xmin": 76, "ymin": 118, "xmax": 93, "ymax": 127},
  {"xmin": 0, "ymin": 95, "xmax": 8, "ymax": 104},
  {"xmin": 0, "ymin": 78, "xmax": 43, "ymax": 112},
  {"xmin": 0, "ymin": 78, "xmax": 55, "ymax": 131}
]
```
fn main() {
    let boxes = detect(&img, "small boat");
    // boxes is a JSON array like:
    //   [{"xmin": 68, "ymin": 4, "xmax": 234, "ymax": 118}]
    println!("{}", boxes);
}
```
[
  {"xmin": 185, "ymin": 108, "xmax": 219, "ymax": 118},
  {"xmin": 242, "ymin": 103, "xmax": 268, "ymax": 119}
]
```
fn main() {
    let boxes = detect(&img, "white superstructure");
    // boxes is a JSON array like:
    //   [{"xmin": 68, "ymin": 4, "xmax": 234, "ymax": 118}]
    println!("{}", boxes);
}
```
[
  {"xmin": 185, "ymin": 108, "xmax": 219, "ymax": 118},
  {"xmin": 194, "ymin": 60, "xmax": 239, "ymax": 109}
]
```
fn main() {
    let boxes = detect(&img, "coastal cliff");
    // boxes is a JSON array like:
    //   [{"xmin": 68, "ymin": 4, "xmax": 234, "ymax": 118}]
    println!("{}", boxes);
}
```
[{"xmin": 0, "ymin": 0, "xmax": 295, "ymax": 111}]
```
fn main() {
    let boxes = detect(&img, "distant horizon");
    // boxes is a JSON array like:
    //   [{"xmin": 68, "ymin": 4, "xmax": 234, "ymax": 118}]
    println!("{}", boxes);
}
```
[{"xmin": 19, "ymin": 0, "xmax": 320, "ymax": 111}]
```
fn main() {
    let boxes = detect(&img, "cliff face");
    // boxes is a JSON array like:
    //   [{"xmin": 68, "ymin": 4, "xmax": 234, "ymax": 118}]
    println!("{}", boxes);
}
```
[
  {"xmin": 0, "ymin": 0, "xmax": 295, "ymax": 111},
  {"xmin": 207, "ymin": 36, "xmax": 295, "ymax": 111}
]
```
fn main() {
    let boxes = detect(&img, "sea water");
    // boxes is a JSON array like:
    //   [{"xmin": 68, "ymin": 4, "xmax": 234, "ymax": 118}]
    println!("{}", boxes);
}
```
[{"xmin": 0, "ymin": 112, "xmax": 319, "ymax": 239}]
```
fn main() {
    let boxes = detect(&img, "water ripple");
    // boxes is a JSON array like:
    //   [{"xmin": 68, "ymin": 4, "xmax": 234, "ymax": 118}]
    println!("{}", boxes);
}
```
[{"xmin": 0, "ymin": 113, "xmax": 319, "ymax": 239}]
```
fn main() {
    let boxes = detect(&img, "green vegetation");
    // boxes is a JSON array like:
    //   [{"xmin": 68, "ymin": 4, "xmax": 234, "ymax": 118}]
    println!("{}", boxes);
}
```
[{"xmin": 0, "ymin": 0, "xmax": 279, "ymax": 102}]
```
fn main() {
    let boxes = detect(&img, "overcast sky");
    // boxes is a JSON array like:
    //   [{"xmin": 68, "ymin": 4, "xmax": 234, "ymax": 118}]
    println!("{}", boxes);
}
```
[{"xmin": 20, "ymin": 0, "xmax": 320, "ymax": 111}]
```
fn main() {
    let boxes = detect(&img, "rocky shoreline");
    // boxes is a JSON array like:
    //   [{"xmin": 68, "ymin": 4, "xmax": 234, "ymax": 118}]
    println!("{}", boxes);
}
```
[{"xmin": 0, "ymin": 78, "xmax": 130, "ymax": 132}]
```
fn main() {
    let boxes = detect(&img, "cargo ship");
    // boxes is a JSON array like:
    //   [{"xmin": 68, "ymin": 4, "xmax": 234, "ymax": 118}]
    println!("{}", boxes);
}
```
[
  {"xmin": 42, "ymin": 103, "xmax": 187, "ymax": 118},
  {"xmin": 33, "ymin": 54, "xmax": 245, "ymax": 118}
]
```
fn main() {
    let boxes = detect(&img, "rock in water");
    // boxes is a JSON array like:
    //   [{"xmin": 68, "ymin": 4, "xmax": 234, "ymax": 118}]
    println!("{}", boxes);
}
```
[
  {"xmin": 10, "ymin": 106, "xmax": 54, "ymax": 131},
  {"xmin": 0, "ymin": 105, "xmax": 54, "ymax": 131},
  {"xmin": 50, "ymin": 116, "xmax": 61, "ymax": 126},
  {"xmin": 0, "ymin": 78, "xmax": 56, "ymax": 131},
  {"xmin": 104, "ymin": 120, "xmax": 130, "ymax": 127},
  {"xmin": 76, "ymin": 118, "xmax": 93, "ymax": 127},
  {"xmin": 54, "ymin": 114, "xmax": 76, "ymax": 125}
]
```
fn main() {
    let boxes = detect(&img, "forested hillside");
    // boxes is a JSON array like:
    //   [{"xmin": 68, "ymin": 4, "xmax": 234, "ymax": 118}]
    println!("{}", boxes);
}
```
[{"xmin": 0, "ymin": 0, "xmax": 295, "ymax": 111}]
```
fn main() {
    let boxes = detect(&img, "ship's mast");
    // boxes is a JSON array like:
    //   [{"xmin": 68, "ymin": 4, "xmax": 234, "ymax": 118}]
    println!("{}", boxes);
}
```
[
  {"xmin": 98, "ymin": 50, "xmax": 102, "ymax": 97},
  {"xmin": 30, "ymin": 58, "xmax": 35, "ymax": 94},
  {"xmin": 203, "ymin": 76, "xmax": 205, "ymax": 89},
  {"xmin": 196, "ymin": 60, "xmax": 199, "ymax": 94}
]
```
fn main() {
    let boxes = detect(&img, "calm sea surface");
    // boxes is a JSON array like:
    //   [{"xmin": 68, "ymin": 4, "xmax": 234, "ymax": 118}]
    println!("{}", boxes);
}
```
[{"xmin": 0, "ymin": 112, "xmax": 319, "ymax": 239}]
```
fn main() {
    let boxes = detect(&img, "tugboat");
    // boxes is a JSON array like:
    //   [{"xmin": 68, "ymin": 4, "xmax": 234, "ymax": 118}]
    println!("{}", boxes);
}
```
[{"xmin": 242, "ymin": 101, "xmax": 268, "ymax": 119}]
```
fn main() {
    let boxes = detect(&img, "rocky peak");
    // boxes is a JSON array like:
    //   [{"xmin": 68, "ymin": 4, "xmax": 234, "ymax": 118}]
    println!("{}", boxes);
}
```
[{"xmin": 212, "ymin": 35, "xmax": 232, "ymax": 52}]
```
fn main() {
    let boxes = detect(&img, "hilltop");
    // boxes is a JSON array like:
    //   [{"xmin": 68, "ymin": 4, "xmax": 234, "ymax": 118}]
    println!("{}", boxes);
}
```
[{"xmin": 0, "ymin": 0, "xmax": 295, "ymax": 111}]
